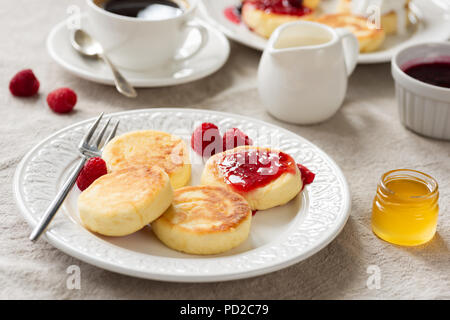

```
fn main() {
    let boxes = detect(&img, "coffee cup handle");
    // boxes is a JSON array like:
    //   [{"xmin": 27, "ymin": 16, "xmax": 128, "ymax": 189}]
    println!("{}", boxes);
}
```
[
  {"xmin": 336, "ymin": 28, "xmax": 359, "ymax": 76},
  {"xmin": 175, "ymin": 20, "xmax": 209, "ymax": 62}
]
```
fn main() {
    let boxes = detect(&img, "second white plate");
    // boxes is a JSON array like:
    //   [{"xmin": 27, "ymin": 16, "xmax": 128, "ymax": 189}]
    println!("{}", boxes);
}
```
[{"xmin": 199, "ymin": 0, "xmax": 450, "ymax": 64}]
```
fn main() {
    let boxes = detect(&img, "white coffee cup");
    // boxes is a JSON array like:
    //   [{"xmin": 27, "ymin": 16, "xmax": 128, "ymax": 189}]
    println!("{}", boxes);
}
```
[
  {"xmin": 258, "ymin": 21, "xmax": 359, "ymax": 125},
  {"xmin": 86, "ymin": 0, "xmax": 208, "ymax": 70}
]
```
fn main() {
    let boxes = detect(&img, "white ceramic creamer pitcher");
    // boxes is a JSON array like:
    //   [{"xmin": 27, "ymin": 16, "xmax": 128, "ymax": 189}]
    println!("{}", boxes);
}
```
[{"xmin": 258, "ymin": 21, "xmax": 359, "ymax": 124}]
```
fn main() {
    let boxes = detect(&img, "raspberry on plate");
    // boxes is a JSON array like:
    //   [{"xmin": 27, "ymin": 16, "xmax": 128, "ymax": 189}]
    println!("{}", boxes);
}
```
[
  {"xmin": 9, "ymin": 69, "xmax": 40, "ymax": 97},
  {"xmin": 47, "ymin": 87, "xmax": 77, "ymax": 113},
  {"xmin": 191, "ymin": 122, "xmax": 222, "ymax": 157},
  {"xmin": 76, "ymin": 157, "xmax": 108, "ymax": 191},
  {"xmin": 222, "ymin": 128, "xmax": 253, "ymax": 151},
  {"xmin": 297, "ymin": 163, "xmax": 315, "ymax": 190}
]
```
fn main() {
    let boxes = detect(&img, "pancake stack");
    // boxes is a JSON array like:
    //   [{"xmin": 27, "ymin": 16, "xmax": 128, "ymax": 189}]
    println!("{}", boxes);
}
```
[
  {"xmin": 238, "ymin": 0, "xmax": 411, "ymax": 53},
  {"xmin": 77, "ymin": 128, "xmax": 310, "ymax": 255}
]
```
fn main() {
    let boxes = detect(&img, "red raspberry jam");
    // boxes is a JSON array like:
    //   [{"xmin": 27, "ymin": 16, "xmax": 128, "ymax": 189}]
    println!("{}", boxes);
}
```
[
  {"xmin": 244, "ymin": 0, "xmax": 312, "ymax": 16},
  {"xmin": 216, "ymin": 149, "xmax": 297, "ymax": 193},
  {"xmin": 403, "ymin": 61, "xmax": 450, "ymax": 88},
  {"xmin": 297, "ymin": 163, "xmax": 315, "ymax": 190},
  {"xmin": 224, "ymin": 6, "xmax": 241, "ymax": 24}
]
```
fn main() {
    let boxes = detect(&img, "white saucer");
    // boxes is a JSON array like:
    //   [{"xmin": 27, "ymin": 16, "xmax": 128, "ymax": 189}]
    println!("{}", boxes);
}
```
[{"xmin": 47, "ymin": 15, "xmax": 230, "ymax": 87}]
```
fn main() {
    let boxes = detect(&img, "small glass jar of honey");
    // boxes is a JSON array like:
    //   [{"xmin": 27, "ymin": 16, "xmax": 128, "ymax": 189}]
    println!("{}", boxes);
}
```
[{"xmin": 372, "ymin": 169, "xmax": 439, "ymax": 246}]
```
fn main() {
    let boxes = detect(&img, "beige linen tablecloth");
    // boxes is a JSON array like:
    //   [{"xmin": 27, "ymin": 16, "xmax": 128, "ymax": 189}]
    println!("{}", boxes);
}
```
[{"xmin": 1, "ymin": 0, "xmax": 449, "ymax": 299}]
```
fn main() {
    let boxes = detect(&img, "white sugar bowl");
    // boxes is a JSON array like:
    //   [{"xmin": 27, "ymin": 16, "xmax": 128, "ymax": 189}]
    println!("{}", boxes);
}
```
[{"xmin": 392, "ymin": 42, "xmax": 450, "ymax": 140}]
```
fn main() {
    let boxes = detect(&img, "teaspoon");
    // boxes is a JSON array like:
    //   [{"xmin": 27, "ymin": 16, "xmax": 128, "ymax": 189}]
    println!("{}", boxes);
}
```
[{"xmin": 70, "ymin": 29, "xmax": 137, "ymax": 98}]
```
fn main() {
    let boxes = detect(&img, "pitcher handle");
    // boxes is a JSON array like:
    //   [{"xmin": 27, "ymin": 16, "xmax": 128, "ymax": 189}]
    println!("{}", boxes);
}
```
[{"xmin": 336, "ymin": 28, "xmax": 359, "ymax": 76}]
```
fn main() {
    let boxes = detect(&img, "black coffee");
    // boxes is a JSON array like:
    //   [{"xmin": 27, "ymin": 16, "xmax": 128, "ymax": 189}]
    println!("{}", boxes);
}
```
[{"xmin": 101, "ymin": 0, "xmax": 185, "ymax": 20}]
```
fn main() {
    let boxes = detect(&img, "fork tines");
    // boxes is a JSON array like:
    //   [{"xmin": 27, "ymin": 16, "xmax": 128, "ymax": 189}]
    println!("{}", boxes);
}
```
[{"xmin": 79, "ymin": 113, "xmax": 120, "ymax": 157}]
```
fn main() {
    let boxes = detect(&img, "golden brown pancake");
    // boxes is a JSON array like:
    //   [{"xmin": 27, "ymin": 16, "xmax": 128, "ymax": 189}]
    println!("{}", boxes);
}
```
[
  {"xmin": 102, "ymin": 130, "xmax": 191, "ymax": 189},
  {"xmin": 78, "ymin": 165, "xmax": 173, "ymax": 237},
  {"xmin": 201, "ymin": 146, "xmax": 302, "ymax": 211},
  {"xmin": 152, "ymin": 185, "xmax": 252, "ymax": 255},
  {"xmin": 316, "ymin": 13, "xmax": 386, "ymax": 52},
  {"xmin": 337, "ymin": 0, "xmax": 411, "ymax": 35}
]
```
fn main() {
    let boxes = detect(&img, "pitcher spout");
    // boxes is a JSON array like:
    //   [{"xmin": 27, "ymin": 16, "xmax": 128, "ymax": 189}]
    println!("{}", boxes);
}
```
[{"xmin": 267, "ymin": 20, "xmax": 335, "ymax": 56}]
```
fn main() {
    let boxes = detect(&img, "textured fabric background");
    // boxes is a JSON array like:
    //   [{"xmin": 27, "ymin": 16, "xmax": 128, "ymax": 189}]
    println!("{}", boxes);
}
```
[{"xmin": 1, "ymin": 0, "xmax": 449, "ymax": 299}]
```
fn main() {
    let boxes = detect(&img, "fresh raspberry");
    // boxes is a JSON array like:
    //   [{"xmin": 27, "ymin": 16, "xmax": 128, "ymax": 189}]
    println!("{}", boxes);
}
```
[
  {"xmin": 297, "ymin": 164, "xmax": 315, "ymax": 190},
  {"xmin": 47, "ymin": 88, "xmax": 77, "ymax": 113},
  {"xmin": 76, "ymin": 157, "xmax": 108, "ymax": 191},
  {"xmin": 191, "ymin": 122, "xmax": 222, "ymax": 157},
  {"xmin": 222, "ymin": 128, "xmax": 253, "ymax": 151},
  {"xmin": 9, "ymin": 69, "xmax": 40, "ymax": 97}
]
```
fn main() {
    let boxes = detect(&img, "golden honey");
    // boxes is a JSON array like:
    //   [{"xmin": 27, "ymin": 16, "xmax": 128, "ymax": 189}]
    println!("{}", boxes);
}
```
[{"xmin": 372, "ymin": 169, "xmax": 439, "ymax": 246}]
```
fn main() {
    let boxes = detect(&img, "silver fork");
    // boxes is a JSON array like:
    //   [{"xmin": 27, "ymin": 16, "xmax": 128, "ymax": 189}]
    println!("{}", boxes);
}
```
[{"xmin": 29, "ymin": 113, "xmax": 119, "ymax": 242}]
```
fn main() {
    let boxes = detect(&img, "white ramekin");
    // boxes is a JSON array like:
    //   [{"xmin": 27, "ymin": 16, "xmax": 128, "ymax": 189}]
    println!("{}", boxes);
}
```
[{"xmin": 392, "ymin": 42, "xmax": 450, "ymax": 140}]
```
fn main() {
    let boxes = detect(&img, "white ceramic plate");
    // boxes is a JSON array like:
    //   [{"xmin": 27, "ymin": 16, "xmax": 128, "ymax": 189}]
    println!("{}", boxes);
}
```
[
  {"xmin": 199, "ymin": 0, "xmax": 450, "ymax": 64},
  {"xmin": 47, "ymin": 15, "xmax": 230, "ymax": 87},
  {"xmin": 13, "ymin": 109, "xmax": 350, "ymax": 282}
]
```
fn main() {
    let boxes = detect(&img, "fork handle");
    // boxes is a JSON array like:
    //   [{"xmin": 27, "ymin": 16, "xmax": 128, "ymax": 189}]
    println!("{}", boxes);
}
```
[{"xmin": 29, "ymin": 157, "xmax": 87, "ymax": 242}]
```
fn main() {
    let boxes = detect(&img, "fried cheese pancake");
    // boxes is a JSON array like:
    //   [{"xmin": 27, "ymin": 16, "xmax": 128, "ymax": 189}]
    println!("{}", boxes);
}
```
[
  {"xmin": 152, "ymin": 186, "xmax": 252, "ymax": 255},
  {"xmin": 316, "ymin": 13, "xmax": 386, "ymax": 52},
  {"xmin": 78, "ymin": 166, "xmax": 173, "ymax": 237},
  {"xmin": 201, "ymin": 146, "xmax": 302, "ymax": 211},
  {"xmin": 241, "ymin": 0, "xmax": 318, "ymax": 39},
  {"xmin": 102, "ymin": 130, "xmax": 191, "ymax": 189},
  {"xmin": 337, "ymin": 0, "xmax": 410, "ymax": 35}
]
